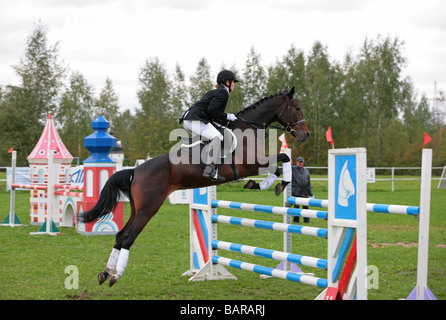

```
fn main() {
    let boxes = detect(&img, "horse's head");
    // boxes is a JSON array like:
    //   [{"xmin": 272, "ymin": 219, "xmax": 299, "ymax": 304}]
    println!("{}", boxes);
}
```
[
  {"xmin": 276, "ymin": 87, "xmax": 310, "ymax": 142},
  {"xmin": 234, "ymin": 87, "xmax": 310, "ymax": 142}
]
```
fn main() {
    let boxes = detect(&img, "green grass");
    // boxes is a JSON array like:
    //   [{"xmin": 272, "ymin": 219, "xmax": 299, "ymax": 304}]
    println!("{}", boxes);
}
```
[{"xmin": 0, "ymin": 176, "xmax": 445, "ymax": 300}]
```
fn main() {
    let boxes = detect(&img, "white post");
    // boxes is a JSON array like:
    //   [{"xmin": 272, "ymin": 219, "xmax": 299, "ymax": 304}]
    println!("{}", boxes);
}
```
[
  {"xmin": 30, "ymin": 150, "xmax": 59, "ymax": 235},
  {"xmin": 392, "ymin": 167, "xmax": 395, "ymax": 192},
  {"xmin": 9, "ymin": 151, "xmax": 17, "ymax": 226},
  {"xmin": 1, "ymin": 150, "xmax": 23, "ymax": 227},
  {"xmin": 282, "ymin": 148, "xmax": 292, "ymax": 272},
  {"xmin": 47, "ymin": 150, "xmax": 55, "ymax": 233},
  {"xmin": 415, "ymin": 148, "xmax": 432, "ymax": 300},
  {"xmin": 356, "ymin": 150, "xmax": 368, "ymax": 300}
]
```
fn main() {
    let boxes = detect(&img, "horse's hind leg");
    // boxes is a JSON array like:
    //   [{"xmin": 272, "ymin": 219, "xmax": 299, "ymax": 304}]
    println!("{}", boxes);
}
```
[
  {"xmin": 98, "ymin": 202, "xmax": 136, "ymax": 285},
  {"xmin": 98, "ymin": 247, "xmax": 120, "ymax": 285},
  {"xmin": 108, "ymin": 198, "xmax": 165, "ymax": 287}
]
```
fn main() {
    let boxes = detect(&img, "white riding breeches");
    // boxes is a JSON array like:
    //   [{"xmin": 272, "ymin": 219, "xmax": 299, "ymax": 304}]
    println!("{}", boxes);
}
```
[{"xmin": 183, "ymin": 120, "xmax": 223, "ymax": 142}]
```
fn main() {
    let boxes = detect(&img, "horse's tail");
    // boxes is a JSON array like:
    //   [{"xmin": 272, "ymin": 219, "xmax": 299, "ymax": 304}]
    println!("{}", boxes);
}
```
[{"xmin": 81, "ymin": 169, "xmax": 134, "ymax": 222}]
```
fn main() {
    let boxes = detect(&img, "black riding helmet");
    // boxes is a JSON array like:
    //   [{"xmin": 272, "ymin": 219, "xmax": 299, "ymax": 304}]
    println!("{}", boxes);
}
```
[{"xmin": 217, "ymin": 70, "xmax": 239, "ymax": 92}]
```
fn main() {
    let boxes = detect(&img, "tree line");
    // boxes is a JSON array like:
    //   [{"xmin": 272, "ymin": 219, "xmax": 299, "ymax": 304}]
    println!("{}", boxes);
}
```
[{"xmin": 1, "ymin": 22, "xmax": 445, "ymax": 168}]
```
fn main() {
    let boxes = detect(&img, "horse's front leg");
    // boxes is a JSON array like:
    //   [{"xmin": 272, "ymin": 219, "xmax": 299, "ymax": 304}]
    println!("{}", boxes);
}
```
[
  {"xmin": 244, "ymin": 153, "xmax": 291, "ymax": 196},
  {"xmin": 274, "ymin": 153, "xmax": 291, "ymax": 195}
]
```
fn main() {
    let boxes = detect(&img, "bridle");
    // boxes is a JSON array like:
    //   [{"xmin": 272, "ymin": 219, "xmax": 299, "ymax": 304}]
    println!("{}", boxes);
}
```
[
  {"xmin": 234, "ymin": 94, "xmax": 306, "ymax": 134},
  {"xmin": 272, "ymin": 95, "xmax": 306, "ymax": 133}
]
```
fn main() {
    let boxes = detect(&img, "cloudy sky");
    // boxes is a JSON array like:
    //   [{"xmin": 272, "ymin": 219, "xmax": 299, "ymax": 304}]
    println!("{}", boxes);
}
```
[{"xmin": 0, "ymin": 0, "xmax": 445, "ymax": 112}]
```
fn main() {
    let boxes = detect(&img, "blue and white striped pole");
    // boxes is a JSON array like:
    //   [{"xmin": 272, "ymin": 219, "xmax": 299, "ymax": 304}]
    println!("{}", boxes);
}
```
[
  {"xmin": 287, "ymin": 196, "xmax": 420, "ymax": 215},
  {"xmin": 212, "ymin": 256, "xmax": 328, "ymax": 288},
  {"xmin": 212, "ymin": 240, "xmax": 327, "ymax": 269},
  {"xmin": 212, "ymin": 200, "xmax": 328, "ymax": 219},
  {"xmin": 211, "ymin": 214, "xmax": 327, "ymax": 238},
  {"xmin": 287, "ymin": 197, "xmax": 328, "ymax": 208}
]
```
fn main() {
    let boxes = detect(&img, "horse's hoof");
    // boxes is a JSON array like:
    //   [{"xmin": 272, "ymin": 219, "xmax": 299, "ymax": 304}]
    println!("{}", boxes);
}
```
[
  {"xmin": 275, "ymin": 183, "xmax": 284, "ymax": 196},
  {"xmin": 98, "ymin": 272, "xmax": 108, "ymax": 285},
  {"xmin": 109, "ymin": 274, "xmax": 119, "ymax": 287},
  {"xmin": 243, "ymin": 180, "xmax": 255, "ymax": 189}
]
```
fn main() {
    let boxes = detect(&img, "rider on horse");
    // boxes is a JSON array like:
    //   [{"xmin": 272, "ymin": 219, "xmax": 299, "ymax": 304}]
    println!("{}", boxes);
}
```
[{"xmin": 180, "ymin": 70, "xmax": 239, "ymax": 182}]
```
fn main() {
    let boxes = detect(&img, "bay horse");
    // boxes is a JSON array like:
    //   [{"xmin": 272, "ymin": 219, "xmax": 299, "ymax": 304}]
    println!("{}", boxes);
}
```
[{"xmin": 82, "ymin": 87, "xmax": 310, "ymax": 287}]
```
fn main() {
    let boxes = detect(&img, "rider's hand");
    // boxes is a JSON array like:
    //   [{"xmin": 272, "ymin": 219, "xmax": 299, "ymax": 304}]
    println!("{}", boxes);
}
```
[{"xmin": 226, "ymin": 113, "xmax": 237, "ymax": 121}]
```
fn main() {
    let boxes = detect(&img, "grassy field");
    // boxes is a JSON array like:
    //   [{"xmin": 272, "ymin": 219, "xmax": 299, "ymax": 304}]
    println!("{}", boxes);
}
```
[{"xmin": 0, "ymin": 175, "xmax": 445, "ymax": 300}]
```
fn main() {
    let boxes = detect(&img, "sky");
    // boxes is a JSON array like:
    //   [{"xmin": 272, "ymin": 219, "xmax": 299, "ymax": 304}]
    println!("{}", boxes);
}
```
[{"xmin": 0, "ymin": 0, "xmax": 445, "ymax": 113}]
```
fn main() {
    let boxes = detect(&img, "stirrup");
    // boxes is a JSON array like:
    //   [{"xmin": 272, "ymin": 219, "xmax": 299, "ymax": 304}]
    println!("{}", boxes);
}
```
[{"xmin": 203, "ymin": 166, "xmax": 225, "ymax": 182}]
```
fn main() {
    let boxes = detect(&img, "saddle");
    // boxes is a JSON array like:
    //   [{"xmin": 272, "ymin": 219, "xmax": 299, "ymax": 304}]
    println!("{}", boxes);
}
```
[{"xmin": 180, "ymin": 125, "xmax": 240, "ymax": 179}]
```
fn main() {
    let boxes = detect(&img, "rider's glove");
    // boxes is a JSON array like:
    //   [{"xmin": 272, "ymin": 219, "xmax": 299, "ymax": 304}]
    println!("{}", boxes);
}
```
[{"xmin": 226, "ymin": 113, "xmax": 237, "ymax": 121}]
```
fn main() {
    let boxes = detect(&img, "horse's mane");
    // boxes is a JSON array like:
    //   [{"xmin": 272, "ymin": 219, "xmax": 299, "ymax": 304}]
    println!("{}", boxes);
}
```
[{"xmin": 237, "ymin": 92, "xmax": 283, "ymax": 116}]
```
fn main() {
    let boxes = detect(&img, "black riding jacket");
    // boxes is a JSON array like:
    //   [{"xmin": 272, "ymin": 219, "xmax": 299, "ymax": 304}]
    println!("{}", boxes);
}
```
[{"xmin": 182, "ymin": 86, "xmax": 229, "ymax": 124}]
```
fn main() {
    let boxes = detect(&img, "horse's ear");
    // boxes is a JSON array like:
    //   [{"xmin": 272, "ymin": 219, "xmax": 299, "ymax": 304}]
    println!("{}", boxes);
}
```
[
  {"xmin": 287, "ymin": 86, "xmax": 295, "ymax": 98},
  {"xmin": 283, "ymin": 86, "xmax": 290, "ymax": 95}
]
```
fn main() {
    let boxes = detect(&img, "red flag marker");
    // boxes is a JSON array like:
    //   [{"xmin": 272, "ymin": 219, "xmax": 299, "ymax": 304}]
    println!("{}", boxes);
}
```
[
  {"xmin": 8, "ymin": 147, "xmax": 13, "ymax": 153},
  {"xmin": 279, "ymin": 134, "xmax": 292, "ymax": 163},
  {"xmin": 326, "ymin": 126, "xmax": 334, "ymax": 149},
  {"xmin": 423, "ymin": 132, "xmax": 431, "ymax": 148},
  {"xmin": 279, "ymin": 134, "xmax": 289, "ymax": 152}
]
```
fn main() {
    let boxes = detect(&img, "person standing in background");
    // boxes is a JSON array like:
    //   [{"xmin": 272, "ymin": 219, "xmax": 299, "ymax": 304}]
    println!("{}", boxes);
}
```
[{"xmin": 291, "ymin": 156, "xmax": 314, "ymax": 223}]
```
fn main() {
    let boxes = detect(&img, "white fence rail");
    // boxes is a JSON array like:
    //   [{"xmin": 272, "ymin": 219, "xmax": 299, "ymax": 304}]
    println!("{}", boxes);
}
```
[
  {"xmin": 243, "ymin": 166, "xmax": 445, "ymax": 192},
  {"xmin": 1, "ymin": 165, "xmax": 444, "ymax": 192}
]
